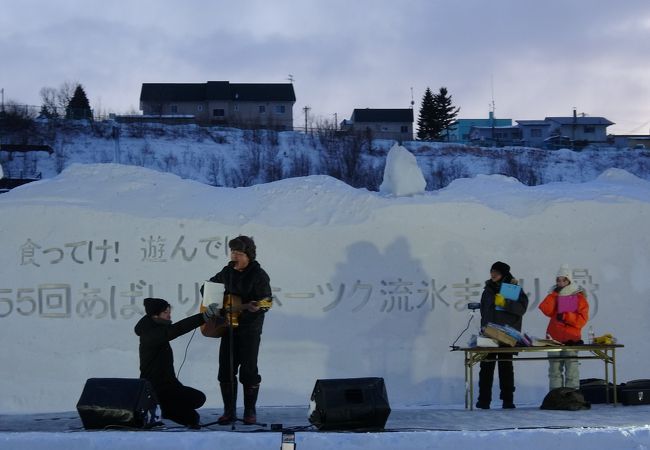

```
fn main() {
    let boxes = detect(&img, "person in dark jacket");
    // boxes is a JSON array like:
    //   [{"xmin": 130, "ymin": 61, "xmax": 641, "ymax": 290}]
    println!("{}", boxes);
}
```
[
  {"xmin": 208, "ymin": 235, "xmax": 272, "ymax": 425},
  {"xmin": 476, "ymin": 261, "xmax": 529, "ymax": 409},
  {"xmin": 134, "ymin": 297, "xmax": 221, "ymax": 428}
]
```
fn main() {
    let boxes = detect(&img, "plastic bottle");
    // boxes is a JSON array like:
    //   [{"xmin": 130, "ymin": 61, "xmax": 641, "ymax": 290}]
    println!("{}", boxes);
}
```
[{"xmin": 587, "ymin": 325, "xmax": 595, "ymax": 344}]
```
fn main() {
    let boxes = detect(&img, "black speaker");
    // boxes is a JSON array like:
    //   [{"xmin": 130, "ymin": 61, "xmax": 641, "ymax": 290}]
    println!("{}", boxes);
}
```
[
  {"xmin": 308, "ymin": 377, "xmax": 391, "ymax": 430},
  {"xmin": 76, "ymin": 378, "xmax": 160, "ymax": 429}
]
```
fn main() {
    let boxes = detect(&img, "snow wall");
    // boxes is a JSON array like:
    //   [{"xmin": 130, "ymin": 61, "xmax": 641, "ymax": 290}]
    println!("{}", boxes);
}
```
[{"xmin": 1, "ymin": 164, "xmax": 649, "ymax": 413}]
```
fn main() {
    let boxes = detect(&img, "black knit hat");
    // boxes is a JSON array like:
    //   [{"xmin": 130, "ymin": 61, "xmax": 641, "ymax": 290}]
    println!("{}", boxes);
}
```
[
  {"xmin": 144, "ymin": 297, "xmax": 170, "ymax": 316},
  {"xmin": 229, "ymin": 235, "xmax": 256, "ymax": 260},
  {"xmin": 490, "ymin": 261, "xmax": 511, "ymax": 277}
]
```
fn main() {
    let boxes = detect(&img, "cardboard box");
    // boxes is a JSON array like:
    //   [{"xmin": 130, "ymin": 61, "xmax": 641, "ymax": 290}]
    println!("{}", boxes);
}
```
[{"xmin": 483, "ymin": 324, "xmax": 517, "ymax": 347}]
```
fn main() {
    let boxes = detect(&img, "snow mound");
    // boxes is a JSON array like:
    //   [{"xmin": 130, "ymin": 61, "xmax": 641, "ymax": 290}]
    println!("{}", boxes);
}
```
[
  {"xmin": 595, "ymin": 167, "xmax": 646, "ymax": 184},
  {"xmin": 436, "ymin": 170, "xmax": 650, "ymax": 216},
  {"xmin": 0, "ymin": 164, "xmax": 386, "ymax": 226},
  {"xmin": 379, "ymin": 144, "xmax": 426, "ymax": 196}
]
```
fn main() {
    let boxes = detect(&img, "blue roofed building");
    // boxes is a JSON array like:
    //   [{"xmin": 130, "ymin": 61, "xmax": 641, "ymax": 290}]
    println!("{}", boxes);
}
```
[{"xmin": 448, "ymin": 112, "xmax": 512, "ymax": 143}]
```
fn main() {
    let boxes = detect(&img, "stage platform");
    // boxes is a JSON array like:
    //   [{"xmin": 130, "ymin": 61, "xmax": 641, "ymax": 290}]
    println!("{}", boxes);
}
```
[{"xmin": 2, "ymin": 404, "xmax": 650, "ymax": 450}]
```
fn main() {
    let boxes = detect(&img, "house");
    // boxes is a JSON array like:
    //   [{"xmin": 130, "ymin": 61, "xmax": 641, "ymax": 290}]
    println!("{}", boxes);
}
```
[
  {"xmin": 342, "ymin": 108, "xmax": 414, "ymax": 141},
  {"xmin": 544, "ymin": 111, "xmax": 614, "ymax": 146},
  {"xmin": 469, "ymin": 125, "xmax": 522, "ymax": 146},
  {"xmin": 449, "ymin": 112, "xmax": 512, "ymax": 142},
  {"xmin": 516, "ymin": 120, "xmax": 553, "ymax": 147},
  {"xmin": 139, "ymin": 81, "xmax": 296, "ymax": 130},
  {"xmin": 611, "ymin": 135, "xmax": 650, "ymax": 149},
  {"xmin": 516, "ymin": 111, "xmax": 614, "ymax": 149}
]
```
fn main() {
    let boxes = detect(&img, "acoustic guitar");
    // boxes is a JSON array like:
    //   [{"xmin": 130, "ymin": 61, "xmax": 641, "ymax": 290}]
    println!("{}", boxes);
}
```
[{"xmin": 200, "ymin": 294, "xmax": 272, "ymax": 338}]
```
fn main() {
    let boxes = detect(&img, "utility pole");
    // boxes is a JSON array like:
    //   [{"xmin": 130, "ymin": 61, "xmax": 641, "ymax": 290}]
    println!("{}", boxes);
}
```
[
  {"xmin": 112, "ymin": 125, "xmax": 121, "ymax": 164},
  {"xmin": 303, "ymin": 106, "xmax": 311, "ymax": 133},
  {"xmin": 1, "ymin": 88, "xmax": 4, "ymax": 112},
  {"xmin": 333, "ymin": 112, "xmax": 338, "ymax": 131},
  {"xmin": 490, "ymin": 75, "xmax": 496, "ymax": 146}
]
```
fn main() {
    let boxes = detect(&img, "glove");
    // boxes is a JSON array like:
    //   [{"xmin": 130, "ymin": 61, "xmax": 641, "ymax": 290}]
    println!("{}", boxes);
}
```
[
  {"xmin": 202, "ymin": 303, "xmax": 221, "ymax": 321},
  {"xmin": 553, "ymin": 285, "xmax": 562, "ymax": 293},
  {"xmin": 594, "ymin": 334, "xmax": 615, "ymax": 345},
  {"xmin": 494, "ymin": 293, "xmax": 506, "ymax": 308},
  {"xmin": 556, "ymin": 313, "xmax": 563, "ymax": 322}
]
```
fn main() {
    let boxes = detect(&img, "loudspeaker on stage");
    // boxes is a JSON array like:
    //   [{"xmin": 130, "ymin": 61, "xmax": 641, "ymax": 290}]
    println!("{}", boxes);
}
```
[
  {"xmin": 76, "ymin": 378, "xmax": 160, "ymax": 429},
  {"xmin": 308, "ymin": 377, "xmax": 391, "ymax": 431}
]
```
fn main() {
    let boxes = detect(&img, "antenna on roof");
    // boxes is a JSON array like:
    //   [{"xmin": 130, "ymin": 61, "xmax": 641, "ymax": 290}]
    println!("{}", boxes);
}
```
[
  {"xmin": 490, "ymin": 74, "xmax": 496, "ymax": 116},
  {"xmin": 303, "ymin": 105, "xmax": 311, "ymax": 133},
  {"xmin": 287, "ymin": 74, "xmax": 294, "ymax": 83},
  {"xmin": 410, "ymin": 87, "xmax": 414, "ymax": 109}
]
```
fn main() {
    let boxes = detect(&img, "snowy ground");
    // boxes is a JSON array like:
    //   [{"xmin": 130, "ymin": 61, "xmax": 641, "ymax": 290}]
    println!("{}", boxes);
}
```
[{"xmin": 2, "ymin": 405, "xmax": 650, "ymax": 450}]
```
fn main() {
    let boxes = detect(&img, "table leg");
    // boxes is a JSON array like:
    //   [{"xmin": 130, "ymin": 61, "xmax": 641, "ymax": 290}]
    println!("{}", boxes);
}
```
[
  {"xmin": 612, "ymin": 348, "xmax": 617, "ymax": 406},
  {"xmin": 469, "ymin": 352, "xmax": 474, "ymax": 410},
  {"xmin": 605, "ymin": 350, "xmax": 610, "ymax": 404}
]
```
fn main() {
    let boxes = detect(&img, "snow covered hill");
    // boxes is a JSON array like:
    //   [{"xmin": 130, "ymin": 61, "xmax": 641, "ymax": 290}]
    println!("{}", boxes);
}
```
[{"xmin": 1, "ymin": 120, "xmax": 649, "ymax": 191}]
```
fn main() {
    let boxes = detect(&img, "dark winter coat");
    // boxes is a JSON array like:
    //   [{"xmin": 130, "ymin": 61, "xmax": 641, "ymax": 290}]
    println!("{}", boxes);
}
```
[
  {"xmin": 134, "ymin": 313, "xmax": 205, "ymax": 393},
  {"xmin": 480, "ymin": 278, "xmax": 529, "ymax": 331},
  {"xmin": 209, "ymin": 260, "xmax": 271, "ymax": 327}
]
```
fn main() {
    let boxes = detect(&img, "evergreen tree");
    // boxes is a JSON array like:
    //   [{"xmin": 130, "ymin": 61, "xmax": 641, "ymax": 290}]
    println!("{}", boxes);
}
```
[
  {"xmin": 66, "ymin": 85, "xmax": 93, "ymax": 120},
  {"xmin": 39, "ymin": 104, "xmax": 58, "ymax": 119},
  {"xmin": 432, "ymin": 87, "xmax": 460, "ymax": 141},
  {"xmin": 416, "ymin": 87, "xmax": 440, "ymax": 140}
]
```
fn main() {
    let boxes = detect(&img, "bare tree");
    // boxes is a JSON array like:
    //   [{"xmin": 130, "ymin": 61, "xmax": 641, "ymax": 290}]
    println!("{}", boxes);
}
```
[
  {"xmin": 56, "ymin": 81, "xmax": 78, "ymax": 112},
  {"xmin": 39, "ymin": 87, "xmax": 60, "ymax": 118}
]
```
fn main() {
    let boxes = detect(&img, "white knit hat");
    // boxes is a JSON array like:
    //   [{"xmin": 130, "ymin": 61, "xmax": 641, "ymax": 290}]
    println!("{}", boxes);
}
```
[{"xmin": 556, "ymin": 264, "xmax": 573, "ymax": 283}]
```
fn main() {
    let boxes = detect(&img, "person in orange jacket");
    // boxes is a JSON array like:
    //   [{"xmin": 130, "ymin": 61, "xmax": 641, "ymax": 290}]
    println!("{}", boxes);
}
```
[{"xmin": 538, "ymin": 264, "xmax": 589, "ymax": 390}]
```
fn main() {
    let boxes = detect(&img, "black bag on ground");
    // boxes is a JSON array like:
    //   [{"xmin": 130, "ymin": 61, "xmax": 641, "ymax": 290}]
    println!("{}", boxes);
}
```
[
  {"xmin": 579, "ymin": 378, "xmax": 618, "ymax": 404},
  {"xmin": 540, "ymin": 387, "xmax": 591, "ymax": 411},
  {"xmin": 620, "ymin": 379, "xmax": 650, "ymax": 406}
]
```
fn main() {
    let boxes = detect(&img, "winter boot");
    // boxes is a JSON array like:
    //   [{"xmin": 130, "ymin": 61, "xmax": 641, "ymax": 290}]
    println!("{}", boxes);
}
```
[
  {"xmin": 243, "ymin": 384, "xmax": 260, "ymax": 425},
  {"xmin": 217, "ymin": 382, "xmax": 237, "ymax": 425},
  {"xmin": 476, "ymin": 361, "xmax": 495, "ymax": 409},
  {"xmin": 499, "ymin": 360, "xmax": 515, "ymax": 409}
]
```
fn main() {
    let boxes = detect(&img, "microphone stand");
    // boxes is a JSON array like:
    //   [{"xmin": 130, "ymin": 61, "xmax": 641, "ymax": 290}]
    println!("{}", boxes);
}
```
[{"xmin": 227, "ymin": 295, "xmax": 236, "ymax": 431}]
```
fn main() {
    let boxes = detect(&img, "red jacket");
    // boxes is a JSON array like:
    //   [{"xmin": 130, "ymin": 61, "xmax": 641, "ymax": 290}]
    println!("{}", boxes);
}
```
[{"xmin": 538, "ymin": 290, "xmax": 589, "ymax": 343}]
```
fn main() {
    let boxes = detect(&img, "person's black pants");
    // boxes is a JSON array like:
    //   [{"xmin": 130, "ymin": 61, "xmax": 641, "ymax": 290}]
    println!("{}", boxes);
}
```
[
  {"xmin": 477, "ymin": 352, "xmax": 515, "ymax": 405},
  {"xmin": 158, "ymin": 385, "xmax": 206, "ymax": 427},
  {"xmin": 218, "ymin": 315, "xmax": 264, "ymax": 385}
]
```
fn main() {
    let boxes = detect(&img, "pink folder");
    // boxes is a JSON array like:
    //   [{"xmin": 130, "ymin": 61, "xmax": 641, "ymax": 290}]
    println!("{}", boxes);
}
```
[{"xmin": 557, "ymin": 294, "xmax": 578, "ymax": 313}]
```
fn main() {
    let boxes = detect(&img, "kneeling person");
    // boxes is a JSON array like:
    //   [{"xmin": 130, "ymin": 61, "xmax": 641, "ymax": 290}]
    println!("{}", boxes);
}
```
[{"xmin": 134, "ymin": 297, "xmax": 221, "ymax": 428}]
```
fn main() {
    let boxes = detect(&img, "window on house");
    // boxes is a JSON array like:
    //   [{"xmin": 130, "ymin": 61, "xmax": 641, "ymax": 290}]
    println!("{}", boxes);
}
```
[
  {"xmin": 170, "ymin": 105, "xmax": 178, "ymax": 114},
  {"xmin": 234, "ymin": 105, "xmax": 239, "ymax": 112},
  {"xmin": 400, "ymin": 125, "xmax": 408, "ymax": 133},
  {"xmin": 197, "ymin": 105, "xmax": 203, "ymax": 112},
  {"xmin": 584, "ymin": 126, "xmax": 595, "ymax": 133},
  {"xmin": 213, "ymin": 109, "xmax": 225, "ymax": 117},
  {"xmin": 259, "ymin": 105, "xmax": 266, "ymax": 114},
  {"xmin": 531, "ymin": 128, "xmax": 542, "ymax": 137},
  {"xmin": 274, "ymin": 105, "xmax": 286, "ymax": 114}
]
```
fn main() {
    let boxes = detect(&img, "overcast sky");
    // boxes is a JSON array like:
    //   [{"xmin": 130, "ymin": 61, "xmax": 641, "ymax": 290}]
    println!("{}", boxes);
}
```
[{"xmin": 1, "ymin": 0, "xmax": 649, "ymax": 134}]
